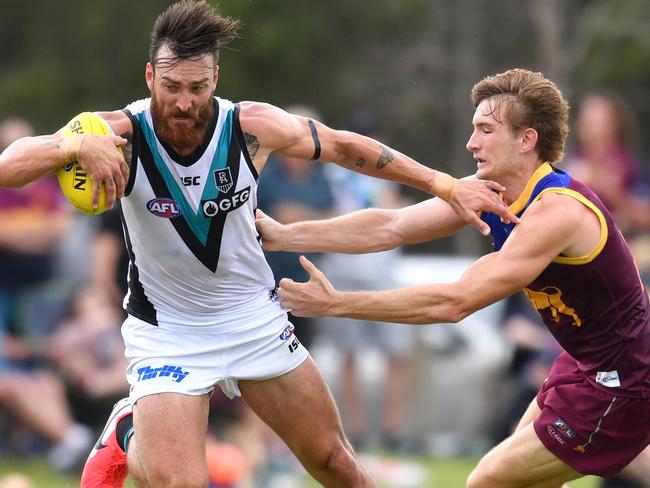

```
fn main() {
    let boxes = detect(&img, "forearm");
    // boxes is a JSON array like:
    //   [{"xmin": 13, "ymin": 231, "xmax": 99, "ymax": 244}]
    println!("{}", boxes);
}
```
[
  {"xmin": 0, "ymin": 135, "xmax": 66, "ymax": 187},
  {"xmin": 328, "ymin": 283, "xmax": 468, "ymax": 325},
  {"xmin": 331, "ymin": 132, "xmax": 455, "ymax": 199},
  {"xmin": 282, "ymin": 208, "xmax": 401, "ymax": 253}
]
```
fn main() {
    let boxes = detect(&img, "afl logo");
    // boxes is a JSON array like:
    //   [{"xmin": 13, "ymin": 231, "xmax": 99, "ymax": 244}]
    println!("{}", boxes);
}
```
[
  {"xmin": 147, "ymin": 198, "xmax": 182, "ymax": 218},
  {"xmin": 279, "ymin": 324, "xmax": 295, "ymax": 341}
]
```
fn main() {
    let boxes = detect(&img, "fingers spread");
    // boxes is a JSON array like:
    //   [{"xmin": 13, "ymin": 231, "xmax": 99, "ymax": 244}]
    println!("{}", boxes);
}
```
[
  {"xmin": 92, "ymin": 183, "xmax": 102, "ymax": 209},
  {"xmin": 104, "ymin": 179, "xmax": 116, "ymax": 209},
  {"xmin": 299, "ymin": 255, "xmax": 316, "ymax": 273},
  {"xmin": 482, "ymin": 179, "xmax": 506, "ymax": 192},
  {"xmin": 492, "ymin": 205, "xmax": 520, "ymax": 224},
  {"xmin": 467, "ymin": 213, "xmax": 491, "ymax": 236}
]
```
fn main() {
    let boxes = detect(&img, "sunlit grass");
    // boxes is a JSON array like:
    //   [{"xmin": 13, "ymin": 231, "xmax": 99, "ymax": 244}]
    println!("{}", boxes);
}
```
[{"xmin": 0, "ymin": 455, "xmax": 601, "ymax": 488}]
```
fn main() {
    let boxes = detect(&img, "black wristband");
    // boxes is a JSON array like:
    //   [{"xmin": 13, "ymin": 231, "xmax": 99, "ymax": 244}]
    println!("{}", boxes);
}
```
[{"xmin": 308, "ymin": 119, "xmax": 321, "ymax": 161}]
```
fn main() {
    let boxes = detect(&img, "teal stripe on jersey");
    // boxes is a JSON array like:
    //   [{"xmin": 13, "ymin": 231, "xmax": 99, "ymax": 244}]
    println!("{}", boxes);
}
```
[
  {"xmin": 136, "ymin": 111, "xmax": 233, "ymax": 245},
  {"xmin": 201, "ymin": 110, "xmax": 232, "ymax": 202}
]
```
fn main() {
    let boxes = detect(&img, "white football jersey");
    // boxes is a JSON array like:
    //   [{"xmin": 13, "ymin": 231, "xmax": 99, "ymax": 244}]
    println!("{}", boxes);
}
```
[{"xmin": 121, "ymin": 97, "xmax": 281, "ymax": 332}]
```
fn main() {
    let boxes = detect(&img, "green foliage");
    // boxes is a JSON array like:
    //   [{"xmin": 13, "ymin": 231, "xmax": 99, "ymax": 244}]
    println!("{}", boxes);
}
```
[
  {"xmin": 0, "ymin": 0, "xmax": 648, "ymax": 160},
  {"xmin": 571, "ymin": 0, "xmax": 650, "ymax": 154},
  {"xmin": 574, "ymin": 0, "xmax": 650, "ymax": 86}
]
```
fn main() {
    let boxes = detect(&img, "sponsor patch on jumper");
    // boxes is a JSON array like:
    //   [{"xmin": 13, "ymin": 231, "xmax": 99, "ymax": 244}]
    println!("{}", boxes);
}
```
[
  {"xmin": 595, "ymin": 370, "xmax": 620, "ymax": 388},
  {"xmin": 201, "ymin": 187, "xmax": 250, "ymax": 218}
]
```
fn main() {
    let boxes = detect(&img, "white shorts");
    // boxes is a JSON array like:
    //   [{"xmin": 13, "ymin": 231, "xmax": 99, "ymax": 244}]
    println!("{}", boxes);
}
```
[{"xmin": 122, "ymin": 314, "xmax": 309, "ymax": 403}]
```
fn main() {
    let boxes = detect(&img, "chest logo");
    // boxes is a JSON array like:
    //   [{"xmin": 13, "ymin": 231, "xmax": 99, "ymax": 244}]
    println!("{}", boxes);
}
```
[
  {"xmin": 147, "ymin": 197, "xmax": 182, "ymax": 218},
  {"xmin": 181, "ymin": 176, "xmax": 201, "ymax": 186},
  {"xmin": 524, "ymin": 286, "xmax": 582, "ymax": 327},
  {"xmin": 202, "ymin": 186, "xmax": 251, "ymax": 218},
  {"xmin": 214, "ymin": 168, "xmax": 233, "ymax": 193}
]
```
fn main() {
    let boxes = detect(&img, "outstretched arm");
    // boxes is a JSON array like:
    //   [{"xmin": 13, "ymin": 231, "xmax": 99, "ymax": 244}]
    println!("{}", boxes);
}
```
[
  {"xmin": 240, "ymin": 102, "xmax": 518, "ymax": 235},
  {"xmin": 0, "ymin": 134, "xmax": 71, "ymax": 187},
  {"xmin": 277, "ymin": 192, "xmax": 591, "ymax": 323},
  {"xmin": 257, "ymin": 196, "xmax": 465, "ymax": 254}
]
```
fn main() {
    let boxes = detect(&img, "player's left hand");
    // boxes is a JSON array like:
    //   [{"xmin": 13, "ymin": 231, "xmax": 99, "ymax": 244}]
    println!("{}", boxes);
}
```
[
  {"xmin": 277, "ymin": 256, "xmax": 337, "ymax": 317},
  {"xmin": 255, "ymin": 209, "xmax": 286, "ymax": 251},
  {"xmin": 76, "ymin": 134, "xmax": 129, "ymax": 209}
]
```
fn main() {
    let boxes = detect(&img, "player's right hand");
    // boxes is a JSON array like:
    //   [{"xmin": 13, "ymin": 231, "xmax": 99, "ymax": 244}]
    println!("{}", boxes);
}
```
[{"xmin": 449, "ymin": 177, "xmax": 519, "ymax": 235}]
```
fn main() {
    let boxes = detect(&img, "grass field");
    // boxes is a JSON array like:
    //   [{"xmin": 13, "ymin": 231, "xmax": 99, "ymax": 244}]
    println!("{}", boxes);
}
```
[{"xmin": 0, "ymin": 455, "xmax": 602, "ymax": 488}]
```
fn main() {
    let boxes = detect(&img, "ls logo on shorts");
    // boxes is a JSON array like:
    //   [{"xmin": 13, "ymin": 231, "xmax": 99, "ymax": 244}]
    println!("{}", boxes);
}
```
[{"xmin": 137, "ymin": 364, "xmax": 190, "ymax": 383}]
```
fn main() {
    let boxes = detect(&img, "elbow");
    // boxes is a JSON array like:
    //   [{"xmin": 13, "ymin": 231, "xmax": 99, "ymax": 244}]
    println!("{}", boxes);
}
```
[
  {"xmin": 363, "ymin": 232, "xmax": 401, "ymax": 253},
  {"xmin": 439, "ymin": 300, "xmax": 474, "ymax": 325},
  {"xmin": 0, "ymin": 159, "xmax": 28, "ymax": 188},
  {"xmin": 330, "ymin": 130, "xmax": 362, "ymax": 164},
  {"xmin": 450, "ymin": 307, "xmax": 472, "ymax": 324},
  {"xmin": 375, "ymin": 211, "xmax": 405, "ymax": 251},
  {"xmin": 0, "ymin": 173, "xmax": 26, "ymax": 189}
]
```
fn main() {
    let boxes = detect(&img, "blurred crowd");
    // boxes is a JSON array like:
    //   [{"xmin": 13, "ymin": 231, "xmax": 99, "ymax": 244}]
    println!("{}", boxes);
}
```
[{"xmin": 0, "ymin": 91, "xmax": 649, "ymax": 488}]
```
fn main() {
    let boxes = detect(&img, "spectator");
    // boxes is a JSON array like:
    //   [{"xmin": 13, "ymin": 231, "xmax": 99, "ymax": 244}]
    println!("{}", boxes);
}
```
[
  {"xmin": 319, "ymin": 110, "xmax": 415, "ymax": 451},
  {"xmin": 0, "ymin": 118, "xmax": 91, "ymax": 472},
  {"xmin": 564, "ymin": 91, "xmax": 650, "ymax": 235},
  {"xmin": 257, "ymin": 105, "xmax": 337, "ymax": 348},
  {"xmin": 47, "ymin": 285, "xmax": 129, "ymax": 429}
]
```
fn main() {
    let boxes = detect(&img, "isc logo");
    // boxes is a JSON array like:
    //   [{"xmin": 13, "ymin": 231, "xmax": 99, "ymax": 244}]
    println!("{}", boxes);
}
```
[
  {"xmin": 147, "ymin": 198, "xmax": 182, "ymax": 218},
  {"xmin": 181, "ymin": 176, "xmax": 200, "ymax": 186}
]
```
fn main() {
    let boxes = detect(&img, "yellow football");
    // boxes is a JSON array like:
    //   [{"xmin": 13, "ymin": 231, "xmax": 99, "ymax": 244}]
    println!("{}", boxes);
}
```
[{"xmin": 57, "ymin": 112, "xmax": 120, "ymax": 215}]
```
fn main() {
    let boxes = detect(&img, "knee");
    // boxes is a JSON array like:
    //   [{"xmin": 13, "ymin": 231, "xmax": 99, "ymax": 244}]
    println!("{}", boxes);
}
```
[
  {"xmin": 466, "ymin": 461, "xmax": 499, "ymax": 488},
  {"xmin": 318, "ymin": 440, "xmax": 364, "ymax": 483}
]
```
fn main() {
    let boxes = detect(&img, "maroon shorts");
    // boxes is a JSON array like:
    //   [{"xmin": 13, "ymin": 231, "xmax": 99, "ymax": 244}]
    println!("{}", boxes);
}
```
[{"xmin": 534, "ymin": 352, "xmax": 650, "ymax": 478}]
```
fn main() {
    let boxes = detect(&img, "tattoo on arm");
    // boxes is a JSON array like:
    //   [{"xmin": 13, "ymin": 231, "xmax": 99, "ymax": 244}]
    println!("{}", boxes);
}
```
[
  {"xmin": 45, "ymin": 139, "xmax": 61, "ymax": 151},
  {"xmin": 355, "ymin": 157, "xmax": 366, "ymax": 168},
  {"xmin": 376, "ymin": 145, "xmax": 394, "ymax": 169},
  {"xmin": 243, "ymin": 132, "xmax": 260, "ymax": 159}
]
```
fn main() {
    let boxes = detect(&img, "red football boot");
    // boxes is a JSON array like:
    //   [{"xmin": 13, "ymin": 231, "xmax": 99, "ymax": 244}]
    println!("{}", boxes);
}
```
[{"xmin": 80, "ymin": 397, "xmax": 132, "ymax": 488}]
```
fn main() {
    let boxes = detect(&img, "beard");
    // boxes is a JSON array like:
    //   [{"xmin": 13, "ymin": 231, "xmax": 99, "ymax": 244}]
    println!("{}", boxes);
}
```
[{"xmin": 150, "ymin": 90, "xmax": 214, "ymax": 154}]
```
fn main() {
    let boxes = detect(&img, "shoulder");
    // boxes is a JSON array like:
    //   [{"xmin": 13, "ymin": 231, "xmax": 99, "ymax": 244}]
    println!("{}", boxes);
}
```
[
  {"xmin": 530, "ymin": 188, "xmax": 592, "ymax": 221},
  {"xmin": 521, "ymin": 190, "xmax": 587, "ymax": 231},
  {"xmin": 516, "ymin": 190, "xmax": 595, "ymax": 254},
  {"xmin": 238, "ymin": 101, "xmax": 302, "ymax": 139}
]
